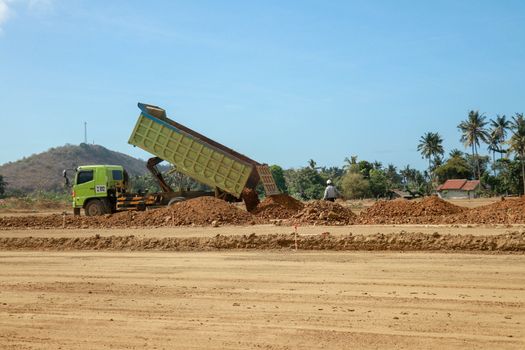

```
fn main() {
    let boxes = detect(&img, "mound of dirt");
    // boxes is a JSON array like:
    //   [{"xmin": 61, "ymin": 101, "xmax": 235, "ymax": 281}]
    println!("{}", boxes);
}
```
[
  {"xmin": 446, "ymin": 197, "xmax": 525, "ymax": 224},
  {"xmin": 253, "ymin": 194, "xmax": 304, "ymax": 220},
  {"xmin": 1, "ymin": 231, "xmax": 523, "ymax": 252},
  {"xmin": 0, "ymin": 197, "xmax": 258, "ymax": 229},
  {"xmin": 358, "ymin": 197, "xmax": 466, "ymax": 224},
  {"xmin": 133, "ymin": 196, "xmax": 257, "ymax": 226},
  {"xmin": 291, "ymin": 200, "xmax": 356, "ymax": 225}
]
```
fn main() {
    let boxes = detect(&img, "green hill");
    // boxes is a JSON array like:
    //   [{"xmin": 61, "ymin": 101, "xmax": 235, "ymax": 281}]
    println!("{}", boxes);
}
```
[{"xmin": 0, "ymin": 144, "xmax": 148, "ymax": 193}]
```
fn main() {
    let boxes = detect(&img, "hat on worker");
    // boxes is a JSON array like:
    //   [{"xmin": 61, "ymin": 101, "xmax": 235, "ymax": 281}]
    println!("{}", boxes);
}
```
[{"xmin": 326, "ymin": 179, "xmax": 332, "ymax": 185}]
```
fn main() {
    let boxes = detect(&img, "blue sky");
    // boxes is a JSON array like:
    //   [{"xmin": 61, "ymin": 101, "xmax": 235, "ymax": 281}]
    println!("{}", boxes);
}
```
[{"xmin": 1, "ymin": 0, "xmax": 524, "ymax": 170}]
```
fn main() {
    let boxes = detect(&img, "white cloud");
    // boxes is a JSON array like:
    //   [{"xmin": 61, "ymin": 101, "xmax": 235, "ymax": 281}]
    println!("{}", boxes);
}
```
[
  {"xmin": 0, "ymin": 1, "xmax": 10, "ymax": 33},
  {"xmin": 0, "ymin": 0, "xmax": 54, "ymax": 33}
]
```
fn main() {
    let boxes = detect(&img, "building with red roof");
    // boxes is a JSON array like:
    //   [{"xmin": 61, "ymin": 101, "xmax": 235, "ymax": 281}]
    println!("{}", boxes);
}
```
[{"xmin": 436, "ymin": 179, "xmax": 480, "ymax": 199}]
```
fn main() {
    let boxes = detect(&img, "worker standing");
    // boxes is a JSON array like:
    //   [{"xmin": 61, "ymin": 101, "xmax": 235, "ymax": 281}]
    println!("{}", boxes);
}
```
[{"xmin": 323, "ymin": 179, "xmax": 339, "ymax": 202}]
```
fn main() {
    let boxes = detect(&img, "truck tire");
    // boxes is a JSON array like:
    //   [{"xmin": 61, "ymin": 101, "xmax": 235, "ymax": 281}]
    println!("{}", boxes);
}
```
[{"xmin": 85, "ymin": 199, "xmax": 107, "ymax": 216}]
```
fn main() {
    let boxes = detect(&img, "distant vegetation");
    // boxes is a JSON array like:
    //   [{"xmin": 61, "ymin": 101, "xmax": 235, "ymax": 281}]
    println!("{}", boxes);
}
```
[
  {"xmin": 277, "ymin": 111, "xmax": 525, "ymax": 200},
  {"xmin": 0, "ymin": 191, "xmax": 70, "ymax": 211},
  {"xmin": 414, "ymin": 111, "xmax": 525, "ymax": 196},
  {"xmin": 0, "ymin": 174, "xmax": 6, "ymax": 198},
  {"xmin": 280, "ymin": 158, "xmax": 415, "ymax": 200}
]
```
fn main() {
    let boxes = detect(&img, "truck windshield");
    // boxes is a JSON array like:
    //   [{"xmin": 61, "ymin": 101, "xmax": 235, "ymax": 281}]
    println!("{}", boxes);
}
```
[
  {"xmin": 112, "ymin": 170, "xmax": 123, "ymax": 180},
  {"xmin": 76, "ymin": 170, "xmax": 94, "ymax": 184}
]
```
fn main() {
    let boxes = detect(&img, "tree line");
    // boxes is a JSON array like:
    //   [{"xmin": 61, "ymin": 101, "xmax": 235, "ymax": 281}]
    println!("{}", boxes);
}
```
[
  {"xmin": 278, "ymin": 110, "xmax": 525, "ymax": 200},
  {"xmin": 418, "ymin": 111, "xmax": 525, "ymax": 196}
]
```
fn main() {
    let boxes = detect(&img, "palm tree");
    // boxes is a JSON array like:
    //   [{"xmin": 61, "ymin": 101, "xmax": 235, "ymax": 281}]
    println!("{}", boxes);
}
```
[
  {"xmin": 509, "ymin": 113, "xmax": 525, "ymax": 194},
  {"xmin": 400, "ymin": 165, "xmax": 412, "ymax": 186},
  {"xmin": 372, "ymin": 161, "xmax": 383, "ymax": 170},
  {"xmin": 487, "ymin": 130, "xmax": 500, "ymax": 175},
  {"xmin": 490, "ymin": 114, "xmax": 510, "ymax": 159},
  {"xmin": 417, "ymin": 132, "xmax": 444, "ymax": 180},
  {"xmin": 343, "ymin": 156, "xmax": 358, "ymax": 173},
  {"xmin": 307, "ymin": 159, "xmax": 317, "ymax": 170},
  {"xmin": 449, "ymin": 149, "xmax": 463, "ymax": 159},
  {"xmin": 457, "ymin": 110, "xmax": 490, "ymax": 180}
]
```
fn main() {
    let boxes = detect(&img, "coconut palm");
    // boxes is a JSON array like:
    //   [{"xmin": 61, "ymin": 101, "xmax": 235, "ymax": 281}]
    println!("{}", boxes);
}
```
[
  {"xmin": 417, "ymin": 132, "xmax": 444, "ymax": 180},
  {"xmin": 372, "ymin": 160, "xmax": 383, "ymax": 170},
  {"xmin": 490, "ymin": 114, "xmax": 511, "ymax": 158},
  {"xmin": 449, "ymin": 149, "xmax": 464, "ymax": 159},
  {"xmin": 457, "ymin": 110, "xmax": 490, "ymax": 180},
  {"xmin": 487, "ymin": 130, "xmax": 500, "ymax": 175},
  {"xmin": 509, "ymin": 113, "xmax": 525, "ymax": 194},
  {"xmin": 400, "ymin": 165, "xmax": 412, "ymax": 185},
  {"xmin": 307, "ymin": 159, "xmax": 317, "ymax": 170},
  {"xmin": 343, "ymin": 156, "xmax": 356, "ymax": 169}
]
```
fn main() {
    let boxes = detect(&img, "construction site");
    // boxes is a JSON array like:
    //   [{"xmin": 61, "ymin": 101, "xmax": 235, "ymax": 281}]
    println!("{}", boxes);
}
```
[
  {"xmin": 1, "ymin": 195, "xmax": 524, "ymax": 349},
  {"xmin": 0, "ymin": 102, "xmax": 523, "ymax": 349}
]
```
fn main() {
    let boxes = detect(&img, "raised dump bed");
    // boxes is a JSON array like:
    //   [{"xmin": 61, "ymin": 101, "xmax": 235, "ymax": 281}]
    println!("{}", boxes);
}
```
[{"xmin": 128, "ymin": 103, "xmax": 278, "ymax": 198}]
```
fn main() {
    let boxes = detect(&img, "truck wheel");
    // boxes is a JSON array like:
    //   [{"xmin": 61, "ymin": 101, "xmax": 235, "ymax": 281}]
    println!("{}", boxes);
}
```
[{"xmin": 85, "ymin": 200, "xmax": 106, "ymax": 216}]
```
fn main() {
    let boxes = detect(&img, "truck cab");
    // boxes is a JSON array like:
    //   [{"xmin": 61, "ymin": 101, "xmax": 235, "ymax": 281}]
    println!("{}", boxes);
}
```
[{"xmin": 70, "ymin": 165, "xmax": 128, "ymax": 216}]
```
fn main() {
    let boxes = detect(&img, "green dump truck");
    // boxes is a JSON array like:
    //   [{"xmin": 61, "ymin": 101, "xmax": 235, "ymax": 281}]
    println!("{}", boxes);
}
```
[{"xmin": 65, "ymin": 103, "xmax": 279, "ymax": 216}]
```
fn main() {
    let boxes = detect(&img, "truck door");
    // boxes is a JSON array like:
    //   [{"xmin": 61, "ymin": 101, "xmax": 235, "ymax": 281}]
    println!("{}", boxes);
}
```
[{"xmin": 74, "ymin": 169, "xmax": 96, "ymax": 207}]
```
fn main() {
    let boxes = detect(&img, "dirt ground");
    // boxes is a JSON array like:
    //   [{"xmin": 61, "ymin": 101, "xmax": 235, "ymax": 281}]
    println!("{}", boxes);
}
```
[
  {"xmin": 0, "ymin": 197, "xmax": 523, "ymax": 349},
  {"xmin": 0, "ymin": 210, "xmax": 67, "ymax": 218},
  {"xmin": 0, "ymin": 196, "xmax": 502, "ymax": 218},
  {"xmin": 1, "ymin": 224, "xmax": 522, "ymax": 239},
  {"xmin": 0, "ymin": 251, "xmax": 523, "ymax": 350}
]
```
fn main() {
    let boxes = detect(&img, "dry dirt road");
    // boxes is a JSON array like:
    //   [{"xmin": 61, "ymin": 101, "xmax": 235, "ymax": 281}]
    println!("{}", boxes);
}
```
[{"xmin": 0, "ymin": 251, "xmax": 523, "ymax": 349}]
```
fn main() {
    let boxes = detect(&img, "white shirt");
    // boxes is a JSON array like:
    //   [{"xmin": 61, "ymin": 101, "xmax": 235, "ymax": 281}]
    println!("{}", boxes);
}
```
[{"xmin": 323, "ymin": 185, "xmax": 338, "ymax": 199}]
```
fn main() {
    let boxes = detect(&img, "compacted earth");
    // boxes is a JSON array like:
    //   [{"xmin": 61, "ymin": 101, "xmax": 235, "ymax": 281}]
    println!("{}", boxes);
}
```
[
  {"xmin": 0, "ymin": 196, "xmax": 524, "ymax": 349},
  {"xmin": 0, "ymin": 251, "xmax": 523, "ymax": 350}
]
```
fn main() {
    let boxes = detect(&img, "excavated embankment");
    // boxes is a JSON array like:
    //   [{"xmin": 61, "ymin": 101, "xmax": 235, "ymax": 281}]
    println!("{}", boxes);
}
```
[{"xmin": 0, "ymin": 232, "xmax": 523, "ymax": 252}]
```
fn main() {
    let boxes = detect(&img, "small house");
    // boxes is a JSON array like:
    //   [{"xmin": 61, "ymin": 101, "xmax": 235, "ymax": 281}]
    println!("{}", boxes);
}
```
[{"xmin": 436, "ymin": 179, "xmax": 480, "ymax": 199}]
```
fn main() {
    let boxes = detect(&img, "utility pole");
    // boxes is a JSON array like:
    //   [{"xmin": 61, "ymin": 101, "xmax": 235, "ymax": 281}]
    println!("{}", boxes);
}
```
[{"xmin": 84, "ymin": 122, "xmax": 87, "ymax": 143}]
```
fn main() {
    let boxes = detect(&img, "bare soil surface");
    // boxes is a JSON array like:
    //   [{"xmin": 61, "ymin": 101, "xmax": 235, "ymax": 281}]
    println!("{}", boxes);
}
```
[
  {"xmin": 358, "ymin": 197, "xmax": 525, "ymax": 225},
  {"xmin": 1, "ymin": 224, "xmax": 520, "ymax": 239},
  {"xmin": 0, "ymin": 210, "xmax": 66, "ymax": 218},
  {"xmin": 291, "ymin": 200, "xmax": 357, "ymax": 226},
  {"xmin": 1, "ymin": 196, "xmax": 522, "ymax": 349},
  {"xmin": 4, "ymin": 196, "xmax": 525, "ymax": 230},
  {"xmin": 0, "ymin": 251, "xmax": 523, "ymax": 349},
  {"xmin": 253, "ymin": 194, "xmax": 304, "ymax": 220}
]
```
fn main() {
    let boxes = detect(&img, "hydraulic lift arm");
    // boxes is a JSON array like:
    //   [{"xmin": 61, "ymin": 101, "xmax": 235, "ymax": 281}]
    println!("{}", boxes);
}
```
[{"xmin": 146, "ymin": 157, "xmax": 174, "ymax": 193}]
